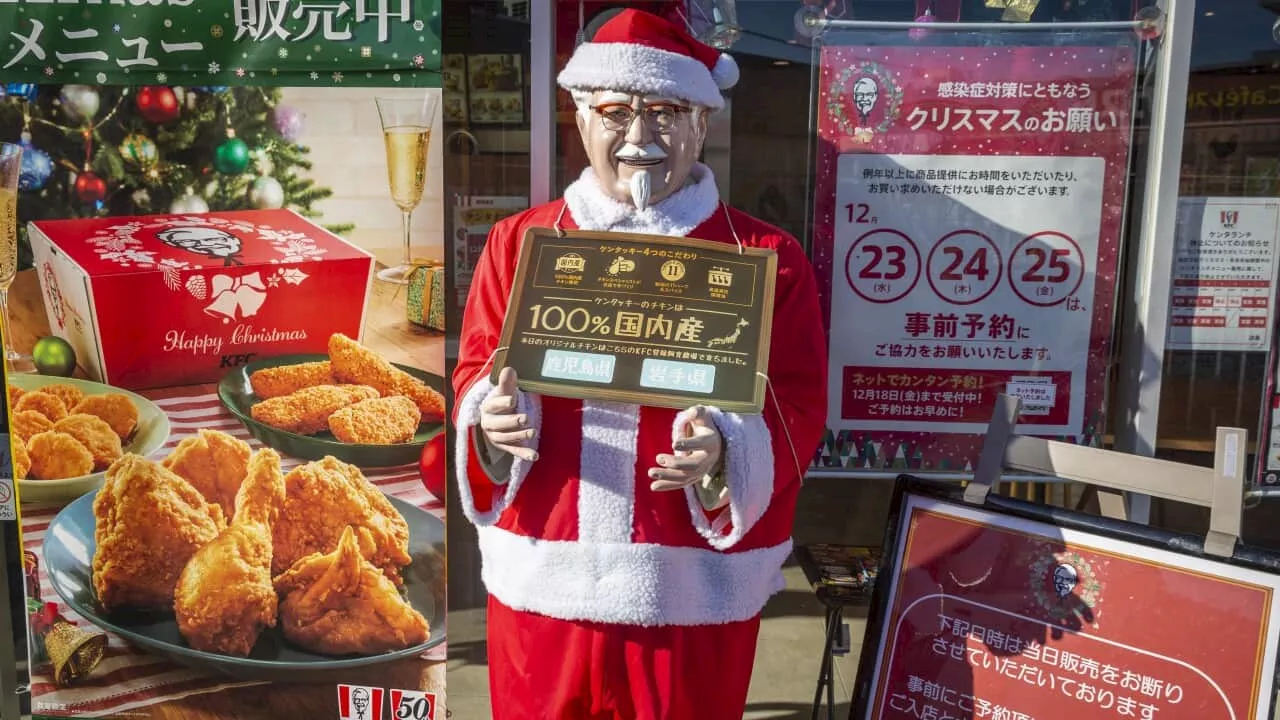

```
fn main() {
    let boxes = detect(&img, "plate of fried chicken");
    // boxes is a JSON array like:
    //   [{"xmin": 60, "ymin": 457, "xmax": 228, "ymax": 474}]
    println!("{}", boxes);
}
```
[
  {"xmin": 6, "ymin": 376, "xmax": 171, "ymax": 505},
  {"xmin": 41, "ymin": 433, "xmax": 444, "ymax": 681},
  {"xmin": 218, "ymin": 333, "xmax": 446, "ymax": 468}
]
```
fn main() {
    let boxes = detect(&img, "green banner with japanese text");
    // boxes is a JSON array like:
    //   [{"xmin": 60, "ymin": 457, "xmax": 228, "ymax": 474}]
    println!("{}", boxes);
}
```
[{"xmin": 0, "ymin": 0, "xmax": 441, "ymax": 87}]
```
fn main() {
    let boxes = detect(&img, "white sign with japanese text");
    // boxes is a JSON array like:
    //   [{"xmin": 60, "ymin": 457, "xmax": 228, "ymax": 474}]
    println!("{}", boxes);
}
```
[
  {"xmin": 827, "ymin": 153, "xmax": 1105, "ymax": 435},
  {"xmin": 1169, "ymin": 197, "xmax": 1280, "ymax": 352}
]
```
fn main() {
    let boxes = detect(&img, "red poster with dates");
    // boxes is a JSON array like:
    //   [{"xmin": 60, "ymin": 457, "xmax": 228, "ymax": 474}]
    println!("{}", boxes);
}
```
[
  {"xmin": 811, "ymin": 38, "xmax": 1138, "ymax": 471},
  {"xmin": 857, "ymin": 491, "xmax": 1280, "ymax": 720}
]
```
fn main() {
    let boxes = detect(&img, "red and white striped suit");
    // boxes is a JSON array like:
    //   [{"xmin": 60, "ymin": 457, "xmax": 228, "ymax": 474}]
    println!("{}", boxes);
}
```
[{"xmin": 453, "ymin": 165, "xmax": 828, "ymax": 719}]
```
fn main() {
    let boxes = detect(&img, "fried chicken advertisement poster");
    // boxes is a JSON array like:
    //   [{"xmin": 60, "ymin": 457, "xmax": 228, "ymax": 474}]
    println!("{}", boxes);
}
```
[{"xmin": 1, "ymin": 70, "xmax": 450, "ymax": 720}]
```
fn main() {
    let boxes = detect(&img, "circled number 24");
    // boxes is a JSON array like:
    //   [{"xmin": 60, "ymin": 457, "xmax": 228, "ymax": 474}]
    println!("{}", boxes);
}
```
[{"xmin": 1022, "ymin": 247, "xmax": 1071, "ymax": 283}]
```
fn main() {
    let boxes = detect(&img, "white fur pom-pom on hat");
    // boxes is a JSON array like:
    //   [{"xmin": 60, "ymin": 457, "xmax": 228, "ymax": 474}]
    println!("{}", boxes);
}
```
[
  {"xmin": 557, "ymin": 9, "xmax": 738, "ymax": 111},
  {"xmin": 712, "ymin": 53, "xmax": 739, "ymax": 90}
]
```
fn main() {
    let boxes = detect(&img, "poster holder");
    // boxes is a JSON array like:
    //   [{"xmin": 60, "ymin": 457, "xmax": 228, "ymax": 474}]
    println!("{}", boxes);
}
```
[{"xmin": 965, "ymin": 393, "xmax": 1245, "ymax": 558}]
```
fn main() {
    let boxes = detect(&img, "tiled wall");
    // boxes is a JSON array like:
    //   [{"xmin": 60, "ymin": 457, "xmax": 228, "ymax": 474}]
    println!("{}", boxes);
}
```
[{"xmin": 278, "ymin": 87, "xmax": 445, "ymax": 260}]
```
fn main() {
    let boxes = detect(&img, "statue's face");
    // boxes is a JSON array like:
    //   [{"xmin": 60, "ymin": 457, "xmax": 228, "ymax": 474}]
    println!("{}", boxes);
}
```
[{"xmin": 576, "ymin": 90, "xmax": 708, "ymax": 211}]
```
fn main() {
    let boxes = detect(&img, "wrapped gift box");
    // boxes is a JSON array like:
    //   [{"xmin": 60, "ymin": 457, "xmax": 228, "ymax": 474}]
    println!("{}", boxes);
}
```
[
  {"xmin": 407, "ymin": 260, "xmax": 445, "ymax": 332},
  {"xmin": 29, "ymin": 209, "xmax": 374, "ymax": 390}
]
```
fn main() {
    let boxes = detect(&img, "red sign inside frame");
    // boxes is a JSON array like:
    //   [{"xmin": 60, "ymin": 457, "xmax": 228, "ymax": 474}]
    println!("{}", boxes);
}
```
[
  {"xmin": 811, "ymin": 40, "xmax": 1137, "ymax": 471},
  {"xmin": 857, "ymin": 493, "xmax": 1280, "ymax": 720}
]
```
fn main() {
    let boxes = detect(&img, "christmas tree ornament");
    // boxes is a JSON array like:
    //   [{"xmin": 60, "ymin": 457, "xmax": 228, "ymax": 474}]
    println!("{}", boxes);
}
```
[
  {"xmin": 420, "ymin": 433, "xmax": 446, "ymax": 500},
  {"xmin": 33, "ymin": 604, "xmax": 107, "ymax": 687},
  {"xmin": 248, "ymin": 176, "xmax": 285, "ymax": 209},
  {"xmin": 272, "ymin": 105, "xmax": 307, "ymax": 143},
  {"xmin": 58, "ymin": 85, "xmax": 101, "ymax": 123},
  {"xmin": 194, "ymin": 86, "xmax": 229, "ymax": 94},
  {"xmin": 131, "ymin": 188, "xmax": 152, "ymax": 208},
  {"xmin": 33, "ymin": 336, "xmax": 77, "ymax": 376},
  {"xmin": 18, "ymin": 131, "xmax": 53, "ymax": 192},
  {"xmin": 135, "ymin": 86, "xmax": 181, "ymax": 124},
  {"xmin": 4, "ymin": 83, "xmax": 38, "ymax": 102},
  {"xmin": 170, "ymin": 189, "xmax": 210, "ymax": 214},
  {"xmin": 73, "ymin": 171, "xmax": 107, "ymax": 205},
  {"xmin": 213, "ymin": 133, "xmax": 251, "ymax": 174},
  {"xmin": 119, "ymin": 133, "xmax": 158, "ymax": 169}
]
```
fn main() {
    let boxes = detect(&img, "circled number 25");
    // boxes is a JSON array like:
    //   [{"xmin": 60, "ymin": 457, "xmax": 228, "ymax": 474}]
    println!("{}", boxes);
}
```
[{"xmin": 1021, "ymin": 247, "xmax": 1071, "ymax": 283}]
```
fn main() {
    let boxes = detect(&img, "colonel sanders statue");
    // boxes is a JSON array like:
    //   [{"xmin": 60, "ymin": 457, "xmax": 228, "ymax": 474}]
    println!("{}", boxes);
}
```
[{"xmin": 453, "ymin": 9, "xmax": 828, "ymax": 719}]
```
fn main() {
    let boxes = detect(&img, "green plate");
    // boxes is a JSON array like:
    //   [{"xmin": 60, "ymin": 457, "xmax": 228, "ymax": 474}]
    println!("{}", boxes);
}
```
[
  {"xmin": 9, "ymin": 375, "xmax": 171, "ymax": 506},
  {"xmin": 219, "ymin": 354, "xmax": 444, "ymax": 468},
  {"xmin": 44, "ymin": 491, "xmax": 446, "ymax": 682}
]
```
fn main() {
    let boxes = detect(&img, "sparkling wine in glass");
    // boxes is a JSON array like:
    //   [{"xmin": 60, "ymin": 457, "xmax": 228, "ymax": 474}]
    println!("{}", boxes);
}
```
[
  {"xmin": 0, "ymin": 144, "xmax": 34, "ymax": 375},
  {"xmin": 376, "ymin": 95, "xmax": 438, "ymax": 284}
]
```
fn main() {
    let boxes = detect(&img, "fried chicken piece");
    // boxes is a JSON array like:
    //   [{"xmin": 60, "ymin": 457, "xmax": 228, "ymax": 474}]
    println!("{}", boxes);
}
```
[
  {"xmin": 249, "ymin": 361, "xmax": 336, "ymax": 399},
  {"xmin": 12, "ymin": 411, "xmax": 53, "ymax": 445},
  {"xmin": 27, "ymin": 431, "xmax": 95, "ymax": 480},
  {"xmin": 10, "ymin": 439, "xmax": 29, "ymax": 481},
  {"xmin": 15, "ymin": 392, "xmax": 68, "ymax": 423},
  {"xmin": 54, "ymin": 414, "xmax": 123, "ymax": 471},
  {"xmin": 272, "ymin": 456, "xmax": 410, "ymax": 581},
  {"xmin": 250, "ymin": 384, "xmax": 379, "ymax": 436},
  {"xmin": 163, "ymin": 429, "xmax": 252, "ymax": 518},
  {"xmin": 73, "ymin": 394, "xmax": 139, "ymax": 440},
  {"xmin": 43, "ymin": 384, "xmax": 85, "ymax": 413},
  {"xmin": 174, "ymin": 449, "xmax": 286, "ymax": 657},
  {"xmin": 92, "ymin": 455, "xmax": 227, "ymax": 611},
  {"xmin": 328, "ymin": 397, "xmax": 421, "ymax": 445},
  {"xmin": 328, "ymin": 333, "xmax": 444, "ymax": 420},
  {"xmin": 7, "ymin": 385, "xmax": 23, "ymax": 407},
  {"xmin": 274, "ymin": 526, "xmax": 429, "ymax": 655},
  {"xmin": 393, "ymin": 375, "xmax": 445, "ymax": 423}
]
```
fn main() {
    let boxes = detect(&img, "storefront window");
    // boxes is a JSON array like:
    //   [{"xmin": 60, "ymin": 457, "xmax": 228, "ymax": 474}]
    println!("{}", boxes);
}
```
[
  {"xmin": 441, "ymin": 2, "xmax": 532, "ymax": 717},
  {"xmin": 1162, "ymin": 0, "xmax": 1280, "ymax": 459}
]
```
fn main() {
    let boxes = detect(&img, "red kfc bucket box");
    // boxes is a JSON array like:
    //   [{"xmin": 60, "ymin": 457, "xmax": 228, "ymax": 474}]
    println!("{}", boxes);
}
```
[{"xmin": 29, "ymin": 209, "xmax": 374, "ymax": 390}]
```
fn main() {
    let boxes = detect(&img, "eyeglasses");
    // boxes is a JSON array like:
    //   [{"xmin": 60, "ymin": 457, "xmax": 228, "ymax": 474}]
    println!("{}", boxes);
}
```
[{"xmin": 589, "ymin": 102, "xmax": 692, "ymax": 133}]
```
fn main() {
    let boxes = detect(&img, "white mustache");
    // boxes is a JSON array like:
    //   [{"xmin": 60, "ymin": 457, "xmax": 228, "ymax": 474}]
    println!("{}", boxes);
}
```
[{"xmin": 615, "ymin": 143, "xmax": 667, "ymax": 161}]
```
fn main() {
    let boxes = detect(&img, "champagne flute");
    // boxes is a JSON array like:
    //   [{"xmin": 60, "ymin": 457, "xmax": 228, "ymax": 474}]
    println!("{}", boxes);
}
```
[
  {"xmin": 0, "ymin": 143, "xmax": 34, "ymax": 375},
  {"xmin": 376, "ymin": 95, "xmax": 438, "ymax": 284}
]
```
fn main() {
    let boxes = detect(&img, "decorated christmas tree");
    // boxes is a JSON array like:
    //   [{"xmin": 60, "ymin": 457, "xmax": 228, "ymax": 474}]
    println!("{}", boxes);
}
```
[{"xmin": 0, "ymin": 84, "xmax": 352, "ymax": 271}]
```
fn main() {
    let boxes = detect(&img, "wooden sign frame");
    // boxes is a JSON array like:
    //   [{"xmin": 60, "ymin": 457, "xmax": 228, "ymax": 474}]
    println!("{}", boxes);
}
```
[
  {"xmin": 848, "ymin": 397, "xmax": 1277, "ymax": 720},
  {"xmin": 493, "ymin": 227, "xmax": 779, "ymax": 414}
]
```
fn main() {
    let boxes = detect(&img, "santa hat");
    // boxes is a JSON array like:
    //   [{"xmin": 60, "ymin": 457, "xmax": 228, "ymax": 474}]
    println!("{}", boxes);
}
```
[{"xmin": 557, "ymin": 9, "xmax": 739, "ymax": 111}]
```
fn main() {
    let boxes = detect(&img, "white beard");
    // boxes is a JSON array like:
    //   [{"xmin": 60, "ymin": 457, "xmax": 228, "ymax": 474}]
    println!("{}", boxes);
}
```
[{"xmin": 629, "ymin": 170, "xmax": 652, "ymax": 212}]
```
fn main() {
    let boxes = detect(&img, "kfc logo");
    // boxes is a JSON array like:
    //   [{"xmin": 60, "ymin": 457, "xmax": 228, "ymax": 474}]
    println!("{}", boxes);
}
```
[
  {"xmin": 1221, "ymin": 210, "xmax": 1239, "ymax": 228},
  {"xmin": 337, "ymin": 684, "xmax": 385, "ymax": 720},
  {"xmin": 155, "ymin": 225, "xmax": 245, "ymax": 266}
]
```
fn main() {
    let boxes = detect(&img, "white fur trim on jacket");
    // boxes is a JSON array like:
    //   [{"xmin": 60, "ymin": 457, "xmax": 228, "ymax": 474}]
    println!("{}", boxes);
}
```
[
  {"xmin": 478, "ymin": 524, "xmax": 791, "ymax": 627},
  {"xmin": 557, "ymin": 42, "xmax": 728, "ymax": 110},
  {"xmin": 578, "ymin": 401, "xmax": 641, "ymax": 544},
  {"xmin": 676, "ymin": 407, "xmax": 775, "ymax": 551},
  {"xmin": 564, "ymin": 163, "xmax": 721, "ymax": 237},
  {"xmin": 454, "ymin": 376, "xmax": 542, "ymax": 526}
]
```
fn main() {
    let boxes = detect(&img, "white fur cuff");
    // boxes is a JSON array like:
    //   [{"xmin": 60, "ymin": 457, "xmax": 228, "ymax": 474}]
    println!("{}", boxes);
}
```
[
  {"xmin": 454, "ymin": 376, "xmax": 542, "ymax": 526},
  {"xmin": 675, "ymin": 407, "xmax": 775, "ymax": 551}
]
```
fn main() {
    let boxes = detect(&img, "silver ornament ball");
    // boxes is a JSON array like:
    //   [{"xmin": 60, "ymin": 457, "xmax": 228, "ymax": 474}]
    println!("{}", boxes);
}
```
[
  {"xmin": 249, "ymin": 176, "xmax": 285, "ymax": 209},
  {"xmin": 59, "ymin": 85, "xmax": 101, "ymax": 122},
  {"xmin": 169, "ymin": 192, "xmax": 210, "ymax": 214}
]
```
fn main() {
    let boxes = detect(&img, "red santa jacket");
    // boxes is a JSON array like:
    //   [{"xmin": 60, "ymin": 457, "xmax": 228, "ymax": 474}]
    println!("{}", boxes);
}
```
[{"xmin": 452, "ymin": 164, "xmax": 828, "ymax": 628}]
